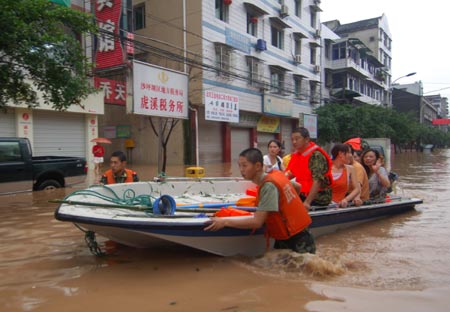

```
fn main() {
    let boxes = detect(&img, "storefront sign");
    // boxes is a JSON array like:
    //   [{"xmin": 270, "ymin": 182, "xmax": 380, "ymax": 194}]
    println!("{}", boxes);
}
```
[
  {"xmin": 95, "ymin": 0, "xmax": 124, "ymax": 69},
  {"xmin": 103, "ymin": 126, "xmax": 116, "ymax": 139},
  {"xmin": 204, "ymin": 90, "xmax": 239, "ymax": 123},
  {"xmin": 133, "ymin": 61, "xmax": 188, "ymax": 119},
  {"xmin": 262, "ymin": 94, "xmax": 293, "ymax": 117},
  {"xmin": 94, "ymin": 77, "xmax": 126, "ymax": 105},
  {"xmin": 299, "ymin": 113, "xmax": 318, "ymax": 139},
  {"xmin": 257, "ymin": 116, "xmax": 280, "ymax": 133}
]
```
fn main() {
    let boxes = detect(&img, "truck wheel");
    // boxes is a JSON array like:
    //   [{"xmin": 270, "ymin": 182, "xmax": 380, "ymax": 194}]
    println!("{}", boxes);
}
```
[{"xmin": 37, "ymin": 179, "xmax": 62, "ymax": 191}]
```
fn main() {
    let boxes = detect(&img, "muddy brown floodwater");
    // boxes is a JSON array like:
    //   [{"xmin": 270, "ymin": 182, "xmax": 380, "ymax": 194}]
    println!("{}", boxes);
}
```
[{"xmin": 1, "ymin": 150, "xmax": 450, "ymax": 311}]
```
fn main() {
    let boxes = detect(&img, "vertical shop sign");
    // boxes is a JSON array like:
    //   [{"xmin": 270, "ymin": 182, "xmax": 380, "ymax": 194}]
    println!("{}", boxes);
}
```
[{"xmin": 95, "ymin": 0, "xmax": 124, "ymax": 69}]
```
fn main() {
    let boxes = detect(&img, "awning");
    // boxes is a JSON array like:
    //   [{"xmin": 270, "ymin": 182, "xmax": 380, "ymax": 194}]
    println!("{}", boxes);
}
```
[
  {"xmin": 293, "ymin": 31, "xmax": 308, "ymax": 40},
  {"xmin": 243, "ymin": 2, "xmax": 269, "ymax": 16},
  {"xmin": 269, "ymin": 64, "xmax": 291, "ymax": 72},
  {"xmin": 50, "ymin": 0, "xmax": 71, "ymax": 7},
  {"xmin": 269, "ymin": 17, "xmax": 291, "ymax": 29},
  {"xmin": 309, "ymin": 41, "xmax": 322, "ymax": 48},
  {"xmin": 310, "ymin": 4, "xmax": 323, "ymax": 12}
]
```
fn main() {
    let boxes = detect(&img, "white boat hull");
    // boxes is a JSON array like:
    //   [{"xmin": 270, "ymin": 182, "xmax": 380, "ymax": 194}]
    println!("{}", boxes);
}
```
[{"xmin": 55, "ymin": 178, "xmax": 422, "ymax": 257}]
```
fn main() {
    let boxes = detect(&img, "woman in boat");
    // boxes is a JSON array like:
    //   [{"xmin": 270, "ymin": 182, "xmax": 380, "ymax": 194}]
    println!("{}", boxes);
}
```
[
  {"xmin": 263, "ymin": 139, "xmax": 285, "ymax": 173},
  {"xmin": 205, "ymin": 147, "xmax": 315, "ymax": 254},
  {"xmin": 361, "ymin": 148, "xmax": 390, "ymax": 200},
  {"xmin": 330, "ymin": 144, "xmax": 361, "ymax": 207}
]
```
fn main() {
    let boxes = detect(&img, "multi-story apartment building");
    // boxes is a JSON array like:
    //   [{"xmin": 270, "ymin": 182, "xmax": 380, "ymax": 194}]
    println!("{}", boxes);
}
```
[
  {"xmin": 322, "ymin": 14, "xmax": 392, "ymax": 106},
  {"xmin": 117, "ymin": 0, "xmax": 323, "ymax": 166}
]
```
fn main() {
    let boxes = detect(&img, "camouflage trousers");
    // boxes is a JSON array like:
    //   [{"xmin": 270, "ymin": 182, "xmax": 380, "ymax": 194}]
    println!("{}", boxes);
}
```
[{"xmin": 274, "ymin": 228, "xmax": 316, "ymax": 254}]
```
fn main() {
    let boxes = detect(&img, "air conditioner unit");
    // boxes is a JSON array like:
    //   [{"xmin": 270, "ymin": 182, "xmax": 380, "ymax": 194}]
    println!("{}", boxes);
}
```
[
  {"xmin": 280, "ymin": 5, "xmax": 289, "ymax": 17},
  {"xmin": 313, "ymin": 65, "xmax": 320, "ymax": 73},
  {"xmin": 294, "ymin": 55, "xmax": 302, "ymax": 64}
]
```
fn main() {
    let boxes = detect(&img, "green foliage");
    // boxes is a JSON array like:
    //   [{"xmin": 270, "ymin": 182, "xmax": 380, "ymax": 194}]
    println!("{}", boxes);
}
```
[
  {"xmin": 314, "ymin": 103, "xmax": 450, "ymax": 147},
  {"xmin": 0, "ymin": 0, "xmax": 98, "ymax": 111}
]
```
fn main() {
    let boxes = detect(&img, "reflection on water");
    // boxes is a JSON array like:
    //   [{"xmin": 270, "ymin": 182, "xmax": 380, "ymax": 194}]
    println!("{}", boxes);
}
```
[{"xmin": 1, "ymin": 150, "xmax": 450, "ymax": 311}]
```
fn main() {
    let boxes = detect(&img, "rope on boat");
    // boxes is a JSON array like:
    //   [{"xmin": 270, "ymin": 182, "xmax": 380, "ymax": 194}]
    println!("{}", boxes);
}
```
[{"xmin": 73, "ymin": 224, "xmax": 106, "ymax": 257}]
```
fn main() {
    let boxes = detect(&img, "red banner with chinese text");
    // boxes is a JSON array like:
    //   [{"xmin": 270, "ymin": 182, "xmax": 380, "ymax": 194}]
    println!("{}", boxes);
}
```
[
  {"xmin": 95, "ymin": 0, "xmax": 124, "ymax": 69},
  {"xmin": 94, "ymin": 77, "xmax": 126, "ymax": 105}
]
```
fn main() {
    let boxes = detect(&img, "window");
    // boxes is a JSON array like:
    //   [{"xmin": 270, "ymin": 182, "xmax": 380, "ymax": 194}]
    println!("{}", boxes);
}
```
[
  {"xmin": 295, "ymin": 0, "xmax": 302, "ymax": 17},
  {"xmin": 0, "ymin": 142, "xmax": 21, "ymax": 162},
  {"xmin": 332, "ymin": 42, "xmax": 346, "ymax": 60},
  {"xmin": 215, "ymin": 0, "xmax": 229, "ymax": 22},
  {"xmin": 310, "ymin": 11, "xmax": 317, "ymax": 28},
  {"xmin": 310, "ymin": 46, "xmax": 317, "ymax": 65},
  {"xmin": 134, "ymin": 4, "xmax": 145, "ymax": 30},
  {"xmin": 215, "ymin": 43, "xmax": 233, "ymax": 77},
  {"xmin": 271, "ymin": 26, "xmax": 284, "ymax": 49},
  {"xmin": 246, "ymin": 56, "xmax": 262, "ymax": 85},
  {"xmin": 294, "ymin": 76, "xmax": 305, "ymax": 99},
  {"xmin": 270, "ymin": 70, "xmax": 285, "ymax": 94},
  {"xmin": 295, "ymin": 38, "xmax": 302, "ymax": 55},
  {"xmin": 310, "ymin": 81, "xmax": 320, "ymax": 104},
  {"xmin": 246, "ymin": 13, "xmax": 257, "ymax": 36},
  {"xmin": 324, "ymin": 40, "xmax": 330, "ymax": 59}
]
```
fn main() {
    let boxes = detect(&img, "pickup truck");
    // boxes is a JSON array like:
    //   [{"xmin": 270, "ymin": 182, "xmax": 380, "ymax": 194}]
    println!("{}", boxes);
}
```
[{"xmin": 0, "ymin": 137, "xmax": 87, "ymax": 195}]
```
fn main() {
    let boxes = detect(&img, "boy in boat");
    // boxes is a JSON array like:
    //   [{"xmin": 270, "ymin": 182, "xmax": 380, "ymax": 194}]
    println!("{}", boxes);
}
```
[
  {"xmin": 100, "ymin": 151, "xmax": 139, "ymax": 185},
  {"xmin": 204, "ymin": 148, "xmax": 315, "ymax": 254}
]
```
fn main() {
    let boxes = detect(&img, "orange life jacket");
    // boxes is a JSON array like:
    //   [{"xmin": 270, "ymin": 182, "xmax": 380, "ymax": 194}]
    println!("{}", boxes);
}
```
[
  {"xmin": 288, "ymin": 142, "xmax": 333, "ymax": 195},
  {"xmin": 256, "ymin": 170, "xmax": 312, "ymax": 240},
  {"xmin": 103, "ymin": 169, "xmax": 135, "ymax": 185},
  {"xmin": 331, "ymin": 165, "xmax": 348, "ymax": 203}
]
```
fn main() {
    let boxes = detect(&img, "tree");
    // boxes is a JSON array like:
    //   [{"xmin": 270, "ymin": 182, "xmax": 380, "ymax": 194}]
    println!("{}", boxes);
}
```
[
  {"xmin": 0, "ymin": 0, "xmax": 97, "ymax": 111},
  {"xmin": 148, "ymin": 117, "xmax": 180, "ymax": 174}
]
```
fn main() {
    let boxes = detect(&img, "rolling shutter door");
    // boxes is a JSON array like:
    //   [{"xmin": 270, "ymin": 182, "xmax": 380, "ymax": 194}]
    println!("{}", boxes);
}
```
[
  {"xmin": 198, "ymin": 109, "xmax": 222, "ymax": 164},
  {"xmin": 281, "ymin": 118, "xmax": 293, "ymax": 154},
  {"xmin": 33, "ymin": 111, "xmax": 85, "ymax": 157},
  {"xmin": 231, "ymin": 128, "xmax": 250, "ymax": 163},
  {"xmin": 0, "ymin": 109, "xmax": 16, "ymax": 137},
  {"xmin": 257, "ymin": 132, "xmax": 275, "ymax": 152}
]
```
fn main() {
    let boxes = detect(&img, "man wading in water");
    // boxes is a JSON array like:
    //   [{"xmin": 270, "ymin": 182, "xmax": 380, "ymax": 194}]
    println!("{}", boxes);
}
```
[{"xmin": 204, "ymin": 148, "xmax": 315, "ymax": 254}]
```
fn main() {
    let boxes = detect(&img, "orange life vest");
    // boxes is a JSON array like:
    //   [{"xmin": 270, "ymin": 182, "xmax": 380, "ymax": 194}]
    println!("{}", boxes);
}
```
[
  {"xmin": 256, "ymin": 170, "xmax": 312, "ymax": 240},
  {"xmin": 287, "ymin": 142, "xmax": 333, "ymax": 195},
  {"xmin": 331, "ymin": 165, "xmax": 348, "ymax": 203},
  {"xmin": 103, "ymin": 169, "xmax": 135, "ymax": 185}
]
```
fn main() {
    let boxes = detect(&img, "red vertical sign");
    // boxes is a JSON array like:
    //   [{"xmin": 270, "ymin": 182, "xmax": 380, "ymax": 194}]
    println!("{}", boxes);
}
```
[
  {"xmin": 94, "ymin": 77, "xmax": 127, "ymax": 105},
  {"xmin": 95, "ymin": 0, "xmax": 124, "ymax": 69}
]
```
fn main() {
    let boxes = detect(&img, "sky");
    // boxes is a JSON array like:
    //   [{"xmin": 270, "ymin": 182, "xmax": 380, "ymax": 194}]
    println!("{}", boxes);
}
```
[{"xmin": 320, "ymin": 0, "xmax": 450, "ymax": 101}]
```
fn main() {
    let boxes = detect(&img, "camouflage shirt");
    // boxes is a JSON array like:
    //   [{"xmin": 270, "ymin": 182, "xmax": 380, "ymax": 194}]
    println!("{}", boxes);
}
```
[{"xmin": 308, "ymin": 150, "xmax": 332, "ymax": 206}]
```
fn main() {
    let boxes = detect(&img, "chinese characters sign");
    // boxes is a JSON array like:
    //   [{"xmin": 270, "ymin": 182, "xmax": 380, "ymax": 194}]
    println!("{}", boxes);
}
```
[
  {"xmin": 94, "ymin": 77, "xmax": 126, "ymax": 105},
  {"xmin": 204, "ymin": 91, "xmax": 239, "ymax": 123},
  {"xmin": 133, "ymin": 61, "xmax": 188, "ymax": 119},
  {"xmin": 257, "ymin": 116, "xmax": 280, "ymax": 133},
  {"xmin": 95, "ymin": 0, "xmax": 124, "ymax": 69}
]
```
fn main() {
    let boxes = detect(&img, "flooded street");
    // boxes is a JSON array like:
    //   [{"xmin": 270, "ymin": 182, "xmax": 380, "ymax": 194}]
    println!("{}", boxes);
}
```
[{"xmin": 1, "ymin": 150, "xmax": 450, "ymax": 311}]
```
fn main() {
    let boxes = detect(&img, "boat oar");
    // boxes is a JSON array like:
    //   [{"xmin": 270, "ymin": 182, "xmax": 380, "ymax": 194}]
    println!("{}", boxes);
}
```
[{"xmin": 176, "ymin": 197, "xmax": 257, "ymax": 209}]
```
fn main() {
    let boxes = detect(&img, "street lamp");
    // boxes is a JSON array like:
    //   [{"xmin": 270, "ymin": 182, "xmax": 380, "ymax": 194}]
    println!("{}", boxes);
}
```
[{"xmin": 392, "ymin": 72, "xmax": 417, "ymax": 84}]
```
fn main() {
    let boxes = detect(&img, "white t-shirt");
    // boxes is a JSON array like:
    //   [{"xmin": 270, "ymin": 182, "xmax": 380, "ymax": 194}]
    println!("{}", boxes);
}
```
[{"xmin": 263, "ymin": 155, "xmax": 283, "ymax": 172}]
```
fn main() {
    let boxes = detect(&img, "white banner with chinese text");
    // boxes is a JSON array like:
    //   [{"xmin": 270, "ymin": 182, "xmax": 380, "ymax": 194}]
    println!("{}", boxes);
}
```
[
  {"xmin": 204, "ymin": 90, "xmax": 239, "ymax": 123},
  {"xmin": 133, "ymin": 61, "xmax": 188, "ymax": 119}
]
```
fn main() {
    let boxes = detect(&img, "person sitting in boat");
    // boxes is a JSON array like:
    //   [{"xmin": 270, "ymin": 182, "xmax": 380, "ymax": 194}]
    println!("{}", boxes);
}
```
[
  {"xmin": 361, "ymin": 148, "xmax": 390, "ymax": 200},
  {"xmin": 100, "ymin": 151, "xmax": 139, "ymax": 185},
  {"xmin": 204, "ymin": 147, "xmax": 316, "ymax": 254},
  {"xmin": 330, "ymin": 144, "xmax": 361, "ymax": 208},
  {"xmin": 285, "ymin": 127, "xmax": 333, "ymax": 210},
  {"xmin": 263, "ymin": 139, "xmax": 285, "ymax": 173},
  {"xmin": 345, "ymin": 144, "xmax": 370, "ymax": 204}
]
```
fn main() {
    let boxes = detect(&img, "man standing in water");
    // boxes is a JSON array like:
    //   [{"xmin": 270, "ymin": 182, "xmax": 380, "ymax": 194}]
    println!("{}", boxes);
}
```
[
  {"xmin": 204, "ymin": 148, "xmax": 315, "ymax": 254},
  {"xmin": 100, "ymin": 151, "xmax": 139, "ymax": 185}
]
